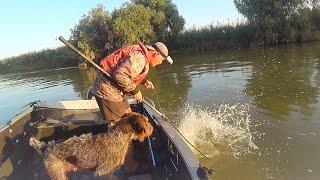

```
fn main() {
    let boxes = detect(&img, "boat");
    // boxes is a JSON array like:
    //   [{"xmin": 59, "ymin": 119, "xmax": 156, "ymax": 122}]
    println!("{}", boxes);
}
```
[{"xmin": 0, "ymin": 98, "xmax": 210, "ymax": 179}]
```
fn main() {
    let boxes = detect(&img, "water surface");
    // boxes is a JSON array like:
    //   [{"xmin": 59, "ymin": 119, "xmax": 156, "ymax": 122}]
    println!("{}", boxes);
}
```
[{"xmin": 1, "ymin": 42, "xmax": 320, "ymax": 179}]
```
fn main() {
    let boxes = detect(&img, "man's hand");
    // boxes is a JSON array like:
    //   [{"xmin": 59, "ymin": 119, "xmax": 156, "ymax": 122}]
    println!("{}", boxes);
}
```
[
  {"xmin": 144, "ymin": 80, "xmax": 154, "ymax": 89},
  {"xmin": 133, "ymin": 91, "xmax": 143, "ymax": 102}
]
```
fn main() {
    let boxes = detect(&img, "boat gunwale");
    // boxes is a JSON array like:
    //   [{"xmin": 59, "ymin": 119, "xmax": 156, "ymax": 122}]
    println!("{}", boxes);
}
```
[
  {"xmin": 1, "ymin": 99, "xmax": 202, "ymax": 180},
  {"xmin": 0, "ymin": 107, "xmax": 33, "ymax": 133},
  {"xmin": 143, "ymin": 102, "xmax": 201, "ymax": 180}
]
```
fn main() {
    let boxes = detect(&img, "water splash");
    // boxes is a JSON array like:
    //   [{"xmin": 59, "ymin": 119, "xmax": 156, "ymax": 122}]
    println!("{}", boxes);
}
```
[{"xmin": 178, "ymin": 103, "xmax": 258, "ymax": 158}]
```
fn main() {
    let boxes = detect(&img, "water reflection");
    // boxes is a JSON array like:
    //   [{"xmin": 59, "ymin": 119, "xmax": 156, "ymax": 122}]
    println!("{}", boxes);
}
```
[
  {"xmin": 141, "ymin": 64, "xmax": 192, "ymax": 119},
  {"xmin": 245, "ymin": 43, "xmax": 320, "ymax": 119},
  {"xmin": 1, "ymin": 42, "xmax": 320, "ymax": 179},
  {"xmin": 142, "ymin": 51, "xmax": 254, "ymax": 119},
  {"xmin": 0, "ymin": 68, "xmax": 96, "ymax": 125}
]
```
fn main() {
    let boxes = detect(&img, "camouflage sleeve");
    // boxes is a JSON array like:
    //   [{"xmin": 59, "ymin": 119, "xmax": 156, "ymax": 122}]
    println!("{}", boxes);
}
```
[{"xmin": 112, "ymin": 52, "xmax": 146, "ymax": 94}]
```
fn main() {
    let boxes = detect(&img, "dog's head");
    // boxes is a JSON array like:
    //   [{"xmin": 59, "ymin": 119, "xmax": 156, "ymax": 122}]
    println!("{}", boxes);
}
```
[{"xmin": 127, "ymin": 113, "xmax": 153, "ymax": 142}]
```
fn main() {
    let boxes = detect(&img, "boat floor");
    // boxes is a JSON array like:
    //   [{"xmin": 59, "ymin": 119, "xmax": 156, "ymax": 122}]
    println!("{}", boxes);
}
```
[
  {"xmin": 31, "ymin": 112, "xmax": 152, "ymax": 179},
  {"xmin": 1, "ymin": 103, "xmax": 193, "ymax": 180},
  {"xmin": 31, "ymin": 109, "xmax": 176, "ymax": 179}
]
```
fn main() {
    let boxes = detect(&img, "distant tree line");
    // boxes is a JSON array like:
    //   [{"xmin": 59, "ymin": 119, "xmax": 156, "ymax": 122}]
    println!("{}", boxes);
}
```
[
  {"xmin": 0, "ymin": 0, "xmax": 184, "ymax": 74},
  {"xmin": 0, "ymin": 47, "xmax": 78, "ymax": 74},
  {"xmin": 234, "ymin": 0, "xmax": 320, "ymax": 45},
  {"xmin": 1, "ymin": 0, "xmax": 320, "ymax": 74},
  {"xmin": 173, "ymin": 0, "xmax": 320, "ymax": 53}
]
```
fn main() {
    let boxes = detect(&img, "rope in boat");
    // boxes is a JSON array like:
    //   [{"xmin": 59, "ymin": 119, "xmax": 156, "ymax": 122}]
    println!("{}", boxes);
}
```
[{"xmin": 150, "ymin": 91, "xmax": 210, "ymax": 159}]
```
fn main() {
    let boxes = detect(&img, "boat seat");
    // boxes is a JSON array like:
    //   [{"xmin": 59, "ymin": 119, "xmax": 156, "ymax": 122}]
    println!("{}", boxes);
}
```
[
  {"xmin": 70, "ymin": 112, "xmax": 99, "ymax": 121},
  {"xmin": 40, "ymin": 111, "xmax": 106, "ymax": 126},
  {"xmin": 128, "ymin": 174, "xmax": 152, "ymax": 180},
  {"xmin": 44, "ymin": 118, "xmax": 63, "ymax": 125},
  {"xmin": 33, "ymin": 117, "xmax": 110, "ymax": 141}
]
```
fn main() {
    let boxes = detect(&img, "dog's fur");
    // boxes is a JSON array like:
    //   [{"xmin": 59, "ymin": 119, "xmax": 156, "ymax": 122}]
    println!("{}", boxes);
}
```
[{"xmin": 43, "ymin": 112, "xmax": 153, "ymax": 180}]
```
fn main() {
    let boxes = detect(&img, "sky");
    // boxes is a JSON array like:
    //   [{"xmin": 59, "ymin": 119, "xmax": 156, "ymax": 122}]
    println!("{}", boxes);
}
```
[{"xmin": 0, "ymin": 0, "xmax": 242, "ymax": 59}]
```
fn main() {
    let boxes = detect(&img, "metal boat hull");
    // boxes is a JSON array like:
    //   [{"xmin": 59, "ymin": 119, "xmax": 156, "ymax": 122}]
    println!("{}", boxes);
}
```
[{"xmin": 0, "ymin": 99, "xmax": 203, "ymax": 179}]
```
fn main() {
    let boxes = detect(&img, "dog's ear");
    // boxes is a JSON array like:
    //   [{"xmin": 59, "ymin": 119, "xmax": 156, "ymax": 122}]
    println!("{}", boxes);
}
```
[
  {"xmin": 129, "ymin": 114, "xmax": 153, "ymax": 142},
  {"xmin": 129, "ymin": 115, "xmax": 144, "ymax": 134},
  {"xmin": 122, "ymin": 113, "xmax": 133, "ymax": 119}
]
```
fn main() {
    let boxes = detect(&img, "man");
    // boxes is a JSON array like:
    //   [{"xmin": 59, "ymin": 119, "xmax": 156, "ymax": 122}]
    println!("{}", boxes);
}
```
[{"xmin": 92, "ymin": 42, "xmax": 173, "ymax": 121}]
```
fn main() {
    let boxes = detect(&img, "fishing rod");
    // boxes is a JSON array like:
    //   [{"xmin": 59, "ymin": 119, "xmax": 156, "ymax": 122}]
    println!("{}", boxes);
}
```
[
  {"xmin": 58, "ymin": 36, "xmax": 210, "ymax": 159},
  {"xmin": 142, "ymin": 99, "xmax": 210, "ymax": 159}
]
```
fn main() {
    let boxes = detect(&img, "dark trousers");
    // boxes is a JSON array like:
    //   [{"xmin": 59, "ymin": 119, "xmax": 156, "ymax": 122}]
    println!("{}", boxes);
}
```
[{"xmin": 95, "ymin": 96, "xmax": 130, "ymax": 121}]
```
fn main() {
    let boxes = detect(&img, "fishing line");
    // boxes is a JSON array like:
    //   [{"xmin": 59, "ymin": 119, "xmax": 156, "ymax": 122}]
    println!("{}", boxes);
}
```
[{"xmin": 151, "ymin": 90, "xmax": 210, "ymax": 159}]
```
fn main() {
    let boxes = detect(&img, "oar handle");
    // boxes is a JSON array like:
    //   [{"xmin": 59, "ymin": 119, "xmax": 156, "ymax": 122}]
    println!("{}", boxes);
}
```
[
  {"xmin": 58, "ymin": 36, "xmax": 124, "ymax": 91},
  {"xmin": 58, "ymin": 36, "xmax": 111, "ymax": 78}
]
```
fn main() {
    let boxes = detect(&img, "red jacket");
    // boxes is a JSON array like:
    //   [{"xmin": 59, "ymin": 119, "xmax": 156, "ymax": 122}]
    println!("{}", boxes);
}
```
[{"xmin": 99, "ymin": 43, "xmax": 150, "ymax": 85}]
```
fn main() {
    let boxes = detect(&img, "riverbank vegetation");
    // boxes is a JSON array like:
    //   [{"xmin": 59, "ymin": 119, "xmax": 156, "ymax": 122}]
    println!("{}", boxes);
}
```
[
  {"xmin": 173, "ymin": 0, "xmax": 320, "ymax": 53},
  {"xmin": 1, "ymin": 0, "xmax": 320, "ymax": 74},
  {"xmin": 0, "ymin": 47, "xmax": 78, "ymax": 74}
]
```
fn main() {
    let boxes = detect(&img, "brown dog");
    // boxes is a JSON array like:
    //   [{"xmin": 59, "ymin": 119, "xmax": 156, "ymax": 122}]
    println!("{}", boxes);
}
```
[{"xmin": 43, "ymin": 112, "xmax": 153, "ymax": 180}]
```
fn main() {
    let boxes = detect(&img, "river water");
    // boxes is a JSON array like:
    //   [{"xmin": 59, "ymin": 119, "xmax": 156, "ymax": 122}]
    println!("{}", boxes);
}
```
[{"xmin": 1, "ymin": 42, "xmax": 320, "ymax": 179}]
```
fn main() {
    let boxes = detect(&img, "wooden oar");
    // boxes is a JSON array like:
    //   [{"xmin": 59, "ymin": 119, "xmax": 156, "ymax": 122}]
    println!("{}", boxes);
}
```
[
  {"xmin": 58, "ymin": 36, "xmax": 123, "ymax": 91},
  {"xmin": 58, "ymin": 36, "xmax": 109, "ymax": 76}
]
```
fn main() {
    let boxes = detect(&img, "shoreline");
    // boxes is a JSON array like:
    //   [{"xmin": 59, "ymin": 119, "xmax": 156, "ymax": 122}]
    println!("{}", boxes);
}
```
[{"xmin": 1, "ymin": 40, "xmax": 320, "ymax": 75}]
